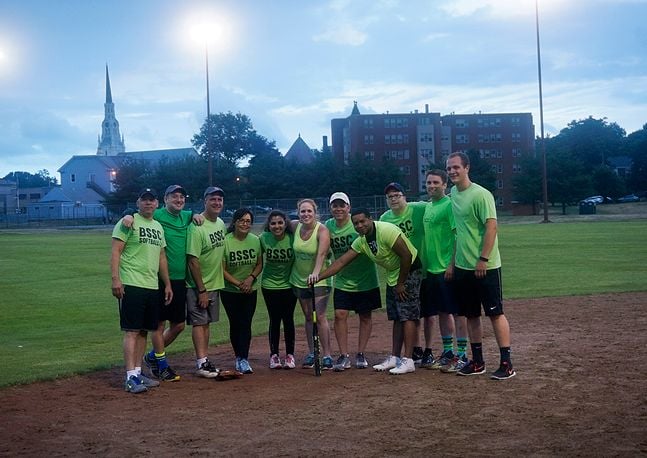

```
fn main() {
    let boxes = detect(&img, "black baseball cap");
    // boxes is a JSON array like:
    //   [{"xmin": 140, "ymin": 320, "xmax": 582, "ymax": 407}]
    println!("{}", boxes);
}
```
[
  {"xmin": 165, "ymin": 184, "xmax": 187, "ymax": 196},
  {"xmin": 203, "ymin": 186, "xmax": 225, "ymax": 198},
  {"xmin": 138, "ymin": 188, "xmax": 158, "ymax": 199},
  {"xmin": 384, "ymin": 182, "xmax": 405, "ymax": 194}
]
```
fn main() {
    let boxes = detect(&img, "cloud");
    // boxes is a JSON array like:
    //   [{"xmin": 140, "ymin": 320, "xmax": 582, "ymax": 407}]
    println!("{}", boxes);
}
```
[{"xmin": 312, "ymin": 23, "xmax": 368, "ymax": 46}]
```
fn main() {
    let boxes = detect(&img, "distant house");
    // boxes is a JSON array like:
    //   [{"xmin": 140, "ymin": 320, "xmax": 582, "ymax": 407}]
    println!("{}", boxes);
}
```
[{"xmin": 29, "ymin": 66, "xmax": 196, "ymax": 220}]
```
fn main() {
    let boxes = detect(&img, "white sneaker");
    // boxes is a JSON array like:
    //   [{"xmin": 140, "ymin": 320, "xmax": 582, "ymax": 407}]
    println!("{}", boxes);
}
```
[
  {"xmin": 269, "ymin": 354, "xmax": 282, "ymax": 369},
  {"xmin": 283, "ymin": 354, "xmax": 296, "ymax": 369},
  {"xmin": 389, "ymin": 356, "xmax": 415, "ymax": 375},
  {"xmin": 196, "ymin": 360, "xmax": 220, "ymax": 378},
  {"xmin": 373, "ymin": 355, "xmax": 399, "ymax": 371}
]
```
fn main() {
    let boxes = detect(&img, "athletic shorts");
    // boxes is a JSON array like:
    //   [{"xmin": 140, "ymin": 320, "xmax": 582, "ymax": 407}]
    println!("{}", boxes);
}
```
[
  {"xmin": 119, "ymin": 285, "xmax": 160, "ymax": 332},
  {"xmin": 420, "ymin": 273, "xmax": 458, "ymax": 317},
  {"xmin": 292, "ymin": 286, "xmax": 331, "ymax": 300},
  {"xmin": 453, "ymin": 267, "xmax": 504, "ymax": 318},
  {"xmin": 385, "ymin": 268, "xmax": 423, "ymax": 322},
  {"xmin": 158, "ymin": 279, "xmax": 187, "ymax": 323},
  {"xmin": 333, "ymin": 288, "xmax": 381, "ymax": 314},
  {"xmin": 186, "ymin": 288, "xmax": 220, "ymax": 326}
]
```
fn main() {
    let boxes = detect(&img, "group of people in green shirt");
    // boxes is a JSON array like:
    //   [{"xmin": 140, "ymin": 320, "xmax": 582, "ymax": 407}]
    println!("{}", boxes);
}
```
[{"xmin": 111, "ymin": 151, "xmax": 515, "ymax": 393}]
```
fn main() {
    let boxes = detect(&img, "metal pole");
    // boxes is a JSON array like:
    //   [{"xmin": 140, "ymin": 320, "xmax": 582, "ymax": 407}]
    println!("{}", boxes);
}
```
[
  {"xmin": 206, "ymin": 42, "xmax": 213, "ymax": 186},
  {"xmin": 536, "ymin": 0, "xmax": 550, "ymax": 223}
]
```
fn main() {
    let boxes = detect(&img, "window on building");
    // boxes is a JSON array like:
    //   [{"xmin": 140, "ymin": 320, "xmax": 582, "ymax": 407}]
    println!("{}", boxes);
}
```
[
  {"xmin": 70, "ymin": 173, "xmax": 76, "ymax": 183},
  {"xmin": 400, "ymin": 165, "xmax": 411, "ymax": 175},
  {"xmin": 455, "ymin": 119, "xmax": 468, "ymax": 128},
  {"xmin": 456, "ymin": 134, "xmax": 469, "ymax": 144},
  {"xmin": 364, "ymin": 151, "xmax": 375, "ymax": 160},
  {"xmin": 363, "ymin": 119, "xmax": 374, "ymax": 128},
  {"xmin": 29, "ymin": 193, "xmax": 41, "ymax": 199},
  {"xmin": 512, "ymin": 148, "xmax": 522, "ymax": 157},
  {"xmin": 496, "ymin": 196, "xmax": 504, "ymax": 206},
  {"xmin": 491, "ymin": 164, "xmax": 503, "ymax": 174},
  {"xmin": 511, "ymin": 117, "xmax": 521, "ymax": 127},
  {"xmin": 496, "ymin": 179, "xmax": 504, "ymax": 189},
  {"xmin": 364, "ymin": 134, "xmax": 374, "ymax": 145},
  {"xmin": 513, "ymin": 164, "xmax": 522, "ymax": 173},
  {"xmin": 512, "ymin": 133, "xmax": 521, "ymax": 143}
]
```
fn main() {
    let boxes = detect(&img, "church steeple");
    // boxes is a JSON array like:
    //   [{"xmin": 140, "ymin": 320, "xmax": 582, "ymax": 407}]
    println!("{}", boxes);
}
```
[{"xmin": 97, "ymin": 65, "xmax": 125, "ymax": 156}]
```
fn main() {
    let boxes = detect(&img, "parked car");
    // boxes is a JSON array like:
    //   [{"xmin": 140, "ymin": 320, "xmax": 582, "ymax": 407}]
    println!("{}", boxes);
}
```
[
  {"xmin": 616, "ymin": 194, "xmax": 640, "ymax": 203},
  {"xmin": 248, "ymin": 205, "xmax": 272, "ymax": 214},
  {"xmin": 580, "ymin": 195, "xmax": 612, "ymax": 205}
]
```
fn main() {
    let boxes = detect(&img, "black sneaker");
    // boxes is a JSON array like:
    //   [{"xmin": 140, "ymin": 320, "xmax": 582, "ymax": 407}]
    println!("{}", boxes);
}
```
[
  {"xmin": 457, "ymin": 360, "xmax": 486, "ymax": 376},
  {"xmin": 419, "ymin": 351, "xmax": 435, "ymax": 369},
  {"xmin": 490, "ymin": 361, "xmax": 516, "ymax": 380},
  {"xmin": 143, "ymin": 352, "xmax": 159, "ymax": 378},
  {"xmin": 412, "ymin": 347, "xmax": 424, "ymax": 365},
  {"xmin": 158, "ymin": 365, "xmax": 181, "ymax": 382}
]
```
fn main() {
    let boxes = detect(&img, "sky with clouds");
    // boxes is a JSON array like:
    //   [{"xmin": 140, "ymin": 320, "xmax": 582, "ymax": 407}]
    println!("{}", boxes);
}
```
[{"xmin": 0, "ymin": 0, "xmax": 646, "ymax": 180}]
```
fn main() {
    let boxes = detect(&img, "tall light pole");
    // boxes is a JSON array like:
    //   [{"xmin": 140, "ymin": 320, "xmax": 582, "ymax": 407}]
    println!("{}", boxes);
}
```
[
  {"xmin": 536, "ymin": 0, "xmax": 550, "ymax": 223},
  {"xmin": 205, "ymin": 41, "xmax": 213, "ymax": 186}
]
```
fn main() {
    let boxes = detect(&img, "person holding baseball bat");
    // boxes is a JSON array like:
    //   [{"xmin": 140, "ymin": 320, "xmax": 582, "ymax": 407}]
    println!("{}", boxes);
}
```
[{"xmin": 289, "ymin": 198, "xmax": 334, "ymax": 370}]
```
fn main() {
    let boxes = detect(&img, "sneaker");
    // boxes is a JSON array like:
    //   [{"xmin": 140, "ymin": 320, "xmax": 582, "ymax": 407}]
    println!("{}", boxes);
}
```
[
  {"xmin": 355, "ymin": 353, "xmax": 369, "ymax": 369},
  {"xmin": 389, "ymin": 356, "xmax": 415, "ymax": 375},
  {"xmin": 284, "ymin": 354, "xmax": 296, "ymax": 370},
  {"xmin": 124, "ymin": 375, "xmax": 148, "ymax": 394},
  {"xmin": 143, "ymin": 353, "xmax": 159, "ymax": 378},
  {"xmin": 457, "ymin": 360, "xmax": 486, "ymax": 376},
  {"xmin": 269, "ymin": 354, "xmax": 282, "ymax": 370},
  {"xmin": 302, "ymin": 353, "xmax": 315, "ymax": 368},
  {"xmin": 239, "ymin": 358, "xmax": 253, "ymax": 374},
  {"xmin": 491, "ymin": 361, "xmax": 516, "ymax": 380},
  {"xmin": 138, "ymin": 373, "xmax": 160, "ymax": 388},
  {"xmin": 157, "ymin": 365, "xmax": 181, "ymax": 382},
  {"xmin": 419, "ymin": 353, "xmax": 435, "ymax": 369},
  {"xmin": 430, "ymin": 351, "xmax": 454, "ymax": 370},
  {"xmin": 373, "ymin": 355, "xmax": 399, "ymax": 371},
  {"xmin": 333, "ymin": 354, "xmax": 351, "ymax": 372},
  {"xmin": 322, "ymin": 355, "xmax": 334, "ymax": 370},
  {"xmin": 412, "ymin": 347, "xmax": 424, "ymax": 365},
  {"xmin": 196, "ymin": 360, "xmax": 220, "ymax": 378},
  {"xmin": 235, "ymin": 357, "xmax": 242, "ymax": 372},
  {"xmin": 441, "ymin": 355, "xmax": 468, "ymax": 373}
]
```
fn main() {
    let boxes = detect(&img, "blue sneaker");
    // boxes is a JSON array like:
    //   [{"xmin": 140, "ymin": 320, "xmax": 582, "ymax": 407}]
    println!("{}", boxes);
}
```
[
  {"xmin": 302, "ymin": 353, "xmax": 315, "ymax": 368},
  {"xmin": 235, "ymin": 357, "xmax": 242, "ymax": 372},
  {"xmin": 239, "ymin": 358, "xmax": 253, "ymax": 374},
  {"xmin": 322, "ymin": 355, "xmax": 334, "ymax": 370},
  {"xmin": 124, "ymin": 375, "xmax": 147, "ymax": 394},
  {"xmin": 138, "ymin": 373, "xmax": 160, "ymax": 388}
]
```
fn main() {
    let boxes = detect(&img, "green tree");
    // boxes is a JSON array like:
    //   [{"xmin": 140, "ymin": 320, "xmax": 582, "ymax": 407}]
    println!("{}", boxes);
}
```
[
  {"xmin": 466, "ymin": 149, "xmax": 497, "ymax": 192},
  {"xmin": 592, "ymin": 165, "xmax": 625, "ymax": 200},
  {"xmin": 625, "ymin": 124, "xmax": 647, "ymax": 192},
  {"xmin": 550, "ymin": 116, "xmax": 625, "ymax": 168},
  {"xmin": 3, "ymin": 170, "xmax": 57, "ymax": 187},
  {"xmin": 512, "ymin": 155, "xmax": 543, "ymax": 205}
]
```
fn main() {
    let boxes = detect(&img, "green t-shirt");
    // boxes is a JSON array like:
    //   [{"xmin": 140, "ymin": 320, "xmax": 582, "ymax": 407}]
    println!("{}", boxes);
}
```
[
  {"xmin": 289, "ymin": 222, "xmax": 331, "ymax": 288},
  {"xmin": 351, "ymin": 221, "xmax": 417, "ymax": 287},
  {"xmin": 450, "ymin": 182, "xmax": 501, "ymax": 270},
  {"xmin": 223, "ymin": 232, "xmax": 261, "ymax": 293},
  {"xmin": 112, "ymin": 213, "xmax": 167, "ymax": 290},
  {"xmin": 153, "ymin": 207, "xmax": 193, "ymax": 280},
  {"xmin": 422, "ymin": 196, "xmax": 456, "ymax": 274},
  {"xmin": 185, "ymin": 217, "xmax": 226, "ymax": 291},
  {"xmin": 325, "ymin": 218, "xmax": 378, "ymax": 292},
  {"xmin": 259, "ymin": 232, "xmax": 294, "ymax": 290},
  {"xmin": 379, "ymin": 202, "xmax": 427, "ymax": 252}
]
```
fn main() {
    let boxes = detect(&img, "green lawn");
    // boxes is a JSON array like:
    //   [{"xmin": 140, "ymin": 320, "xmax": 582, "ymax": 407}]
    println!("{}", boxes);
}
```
[{"xmin": 0, "ymin": 219, "xmax": 645, "ymax": 387}]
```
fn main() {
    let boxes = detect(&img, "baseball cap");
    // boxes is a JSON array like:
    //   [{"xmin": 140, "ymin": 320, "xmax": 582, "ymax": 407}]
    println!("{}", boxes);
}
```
[
  {"xmin": 203, "ymin": 186, "xmax": 225, "ymax": 198},
  {"xmin": 164, "ymin": 184, "xmax": 187, "ymax": 197},
  {"xmin": 138, "ymin": 188, "xmax": 158, "ymax": 199},
  {"xmin": 384, "ymin": 182, "xmax": 405, "ymax": 194},
  {"xmin": 329, "ymin": 192, "xmax": 350, "ymax": 205}
]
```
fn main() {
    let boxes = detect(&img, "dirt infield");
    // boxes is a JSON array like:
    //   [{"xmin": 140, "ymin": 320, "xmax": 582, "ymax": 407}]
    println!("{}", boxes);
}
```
[{"xmin": 1, "ymin": 292, "xmax": 646, "ymax": 457}]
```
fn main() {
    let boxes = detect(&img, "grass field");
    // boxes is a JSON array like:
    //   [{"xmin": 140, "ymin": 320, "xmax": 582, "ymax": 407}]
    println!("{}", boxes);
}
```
[{"xmin": 1, "ymin": 217, "xmax": 646, "ymax": 387}]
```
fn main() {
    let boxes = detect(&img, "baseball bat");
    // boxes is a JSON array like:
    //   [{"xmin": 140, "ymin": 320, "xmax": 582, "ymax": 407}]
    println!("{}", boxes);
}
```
[{"xmin": 311, "ymin": 285, "xmax": 321, "ymax": 376}]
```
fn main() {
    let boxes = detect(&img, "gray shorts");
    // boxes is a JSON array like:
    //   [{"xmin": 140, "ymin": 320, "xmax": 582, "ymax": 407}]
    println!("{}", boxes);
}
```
[
  {"xmin": 186, "ymin": 288, "xmax": 220, "ymax": 326},
  {"xmin": 385, "ymin": 268, "xmax": 423, "ymax": 322}
]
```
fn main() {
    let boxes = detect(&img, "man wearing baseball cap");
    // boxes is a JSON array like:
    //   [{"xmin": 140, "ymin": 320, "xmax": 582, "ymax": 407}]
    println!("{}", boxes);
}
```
[
  {"xmin": 185, "ymin": 186, "xmax": 227, "ymax": 378},
  {"xmin": 379, "ymin": 182, "xmax": 429, "ymax": 370},
  {"xmin": 325, "ymin": 192, "xmax": 381, "ymax": 371},
  {"xmin": 111, "ymin": 188, "xmax": 173, "ymax": 393},
  {"xmin": 123, "ymin": 184, "xmax": 204, "ymax": 382}
]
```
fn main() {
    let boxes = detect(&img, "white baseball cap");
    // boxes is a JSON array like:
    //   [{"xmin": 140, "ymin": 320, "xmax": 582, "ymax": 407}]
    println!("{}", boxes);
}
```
[{"xmin": 329, "ymin": 192, "xmax": 350, "ymax": 205}]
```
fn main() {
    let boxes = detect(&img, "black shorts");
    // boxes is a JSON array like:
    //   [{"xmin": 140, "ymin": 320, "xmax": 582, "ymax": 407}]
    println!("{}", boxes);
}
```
[
  {"xmin": 420, "ymin": 273, "xmax": 458, "ymax": 317},
  {"xmin": 158, "ymin": 279, "xmax": 187, "ymax": 323},
  {"xmin": 119, "ymin": 285, "xmax": 160, "ymax": 331},
  {"xmin": 333, "ymin": 288, "xmax": 381, "ymax": 314},
  {"xmin": 453, "ymin": 267, "xmax": 504, "ymax": 318}
]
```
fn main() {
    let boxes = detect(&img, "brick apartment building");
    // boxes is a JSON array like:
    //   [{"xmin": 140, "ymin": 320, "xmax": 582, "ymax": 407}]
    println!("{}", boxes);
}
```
[{"xmin": 331, "ymin": 102, "xmax": 535, "ymax": 209}]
